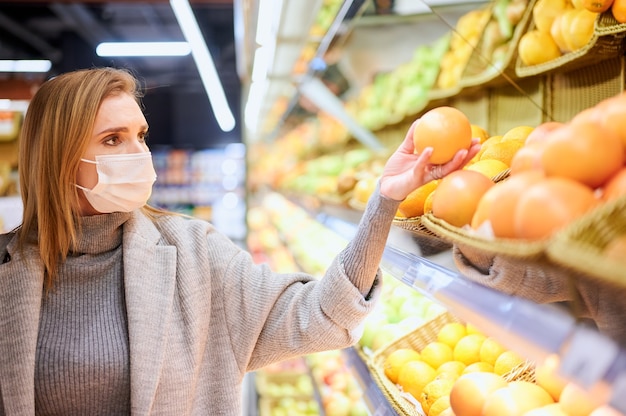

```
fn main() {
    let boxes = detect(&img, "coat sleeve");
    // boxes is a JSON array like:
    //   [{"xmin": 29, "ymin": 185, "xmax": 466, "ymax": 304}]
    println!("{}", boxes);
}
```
[{"xmin": 452, "ymin": 244, "xmax": 626, "ymax": 345}]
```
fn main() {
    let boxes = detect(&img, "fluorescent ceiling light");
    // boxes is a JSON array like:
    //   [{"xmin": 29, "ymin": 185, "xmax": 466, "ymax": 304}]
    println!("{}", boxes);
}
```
[
  {"xmin": 170, "ymin": 0, "xmax": 236, "ymax": 132},
  {"xmin": 96, "ymin": 42, "xmax": 191, "ymax": 57},
  {"xmin": 0, "ymin": 60, "xmax": 51, "ymax": 73}
]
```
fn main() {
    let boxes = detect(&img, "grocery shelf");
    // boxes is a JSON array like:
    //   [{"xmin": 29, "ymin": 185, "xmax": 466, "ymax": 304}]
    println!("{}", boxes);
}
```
[
  {"xmin": 341, "ymin": 347, "xmax": 399, "ymax": 415},
  {"xmin": 305, "ymin": 196, "xmax": 626, "ymax": 413}
]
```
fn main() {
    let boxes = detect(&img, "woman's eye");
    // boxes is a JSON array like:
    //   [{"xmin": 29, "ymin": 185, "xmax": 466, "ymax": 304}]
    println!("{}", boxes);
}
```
[
  {"xmin": 104, "ymin": 136, "xmax": 120, "ymax": 145},
  {"xmin": 139, "ymin": 131, "xmax": 149, "ymax": 143}
]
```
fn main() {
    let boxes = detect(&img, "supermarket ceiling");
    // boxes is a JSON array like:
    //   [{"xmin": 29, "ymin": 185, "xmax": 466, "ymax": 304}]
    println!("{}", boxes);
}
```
[
  {"xmin": 0, "ymin": 0, "xmax": 242, "ymax": 147},
  {"xmin": 0, "ymin": 0, "xmax": 237, "ymax": 90}
]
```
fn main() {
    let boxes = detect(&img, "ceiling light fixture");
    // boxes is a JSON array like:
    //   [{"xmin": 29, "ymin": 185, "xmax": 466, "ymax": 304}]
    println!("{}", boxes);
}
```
[
  {"xmin": 170, "ymin": 0, "xmax": 236, "ymax": 132},
  {"xmin": 0, "ymin": 60, "xmax": 51, "ymax": 73},
  {"xmin": 96, "ymin": 42, "xmax": 191, "ymax": 57}
]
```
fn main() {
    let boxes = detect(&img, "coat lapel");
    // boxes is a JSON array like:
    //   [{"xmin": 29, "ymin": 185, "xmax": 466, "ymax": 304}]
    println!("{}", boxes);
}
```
[
  {"xmin": 122, "ymin": 214, "xmax": 177, "ymax": 415},
  {"xmin": 0, "ymin": 238, "xmax": 44, "ymax": 415}
]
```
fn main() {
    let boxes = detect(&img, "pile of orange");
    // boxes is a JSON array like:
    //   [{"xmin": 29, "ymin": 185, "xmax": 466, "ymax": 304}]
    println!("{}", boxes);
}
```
[
  {"xmin": 397, "ymin": 106, "xmax": 528, "ymax": 221},
  {"xmin": 470, "ymin": 92, "xmax": 626, "ymax": 241}
]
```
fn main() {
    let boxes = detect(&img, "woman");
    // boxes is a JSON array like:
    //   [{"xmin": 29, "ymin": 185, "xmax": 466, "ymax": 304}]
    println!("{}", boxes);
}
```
[{"xmin": 0, "ymin": 67, "xmax": 478, "ymax": 415}]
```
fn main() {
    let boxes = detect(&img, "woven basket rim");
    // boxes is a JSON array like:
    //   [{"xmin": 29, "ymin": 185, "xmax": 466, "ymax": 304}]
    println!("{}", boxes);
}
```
[
  {"xmin": 515, "ymin": 12, "xmax": 626, "ymax": 78},
  {"xmin": 421, "ymin": 212, "xmax": 548, "ymax": 258},
  {"xmin": 460, "ymin": 0, "xmax": 536, "ymax": 88},
  {"xmin": 546, "ymin": 195, "xmax": 626, "ymax": 288}
]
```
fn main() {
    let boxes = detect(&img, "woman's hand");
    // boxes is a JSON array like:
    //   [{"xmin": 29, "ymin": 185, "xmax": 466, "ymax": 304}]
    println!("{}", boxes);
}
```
[{"xmin": 379, "ymin": 119, "xmax": 481, "ymax": 201}]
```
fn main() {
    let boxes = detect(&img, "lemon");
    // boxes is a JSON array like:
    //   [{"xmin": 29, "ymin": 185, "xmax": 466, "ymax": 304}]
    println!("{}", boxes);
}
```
[
  {"xmin": 501, "ymin": 125, "xmax": 535, "ymax": 142},
  {"xmin": 383, "ymin": 348, "xmax": 421, "ymax": 384},
  {"xmin": 518, "ymin": 30, "xmax": 562, "ymax": 66},
  {"xmin": 471, "ymin": 124, "xmax": 490, "ymax": 144},
  {"xmin": 436, "ymin": 322, "xmax": 467, "ymax": 349},
  {"xmin": 397, "ymin": 360, "xmax": 437, "ymax": 400},
  {"xmin": 437, "ymin": 360, "xmax": 467, "ymax": 378},
  {"xmin": 493, "ymin": 350, "xmax": 526, "ymax": 376},
  {"xmin": 421, "ymin": 342, "xmax": 454, "ymax": 370},
  {"xmin": 479, "ymin": 337, "xmax": 508, "ymax": 366},
  {"xmin": 428, "ymin": 395, "xmax": 452, "ymax": 416},
  {"xmin": 479, "ymin": 140, "xmax": 525, "ymax": 167},
  {"xmin": 463, "ymin": 361, "xmax": 494, "ymax": 373},
  {"xmin": 453, "ymin": 334, "xmax": 487, "ymax": 366},
  {"xmin": 420, "ymin": 378, "xmax": 455, "ymax": 414},
  {"xmin": 465, "ymin": 159, "xmax": 510, "ymax": 180}
]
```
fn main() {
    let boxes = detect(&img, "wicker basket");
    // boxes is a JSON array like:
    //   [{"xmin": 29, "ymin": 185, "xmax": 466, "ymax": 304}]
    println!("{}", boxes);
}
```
[
  {"xmin": 488, "ymin": 76, "xmax": 548, "ymax": 135},
  {"xmin": 515, "ymin": 12, "xmax": 626, "ymax": 78},
  {"xmin": 545, "ymin": 55, "xmax": 626, "ymax": 123},
  {"xmin": 420, "ymin": 212, "xmax": 549, "ymax": 259},
  {"xmin": 546, "ymin": 195, "xmax": 626, "ymax": 289},
  {"xmin": 368, "ymin": 312, "xmax": 535, "ymax": 416},
  {"xmin": 460, "ymin": 0, "xmax": 536, "ymax": 89}
]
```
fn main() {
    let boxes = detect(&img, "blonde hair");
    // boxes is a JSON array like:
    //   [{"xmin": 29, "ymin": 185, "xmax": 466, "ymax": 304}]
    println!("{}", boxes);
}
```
[{"xmin": 18, "ymin": 67, "xmax": 144, "ymax": 288}]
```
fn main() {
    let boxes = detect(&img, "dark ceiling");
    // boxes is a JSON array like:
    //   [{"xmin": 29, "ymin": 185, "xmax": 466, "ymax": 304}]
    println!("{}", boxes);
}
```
[{"xmin": 0, "ymin": 0, "xmax": 242, "ymax": 149}]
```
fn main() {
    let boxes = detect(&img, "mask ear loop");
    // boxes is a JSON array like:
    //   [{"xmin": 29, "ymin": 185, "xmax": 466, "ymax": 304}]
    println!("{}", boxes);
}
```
[{"xmin": 75, "ymin": 158, "xmax": 99, "ymax": 192}]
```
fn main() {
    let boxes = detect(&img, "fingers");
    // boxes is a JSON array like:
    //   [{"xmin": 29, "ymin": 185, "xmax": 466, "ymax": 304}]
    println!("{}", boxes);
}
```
[{"xmin": 399, "ymin": 119, "xmax": 420, "ymax": 154}]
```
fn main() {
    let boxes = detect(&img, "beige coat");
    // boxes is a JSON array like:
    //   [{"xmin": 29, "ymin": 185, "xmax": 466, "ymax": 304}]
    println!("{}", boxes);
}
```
[{"xmin": 0, "ymin": 212, "xmax": 381, "ymax": 415}]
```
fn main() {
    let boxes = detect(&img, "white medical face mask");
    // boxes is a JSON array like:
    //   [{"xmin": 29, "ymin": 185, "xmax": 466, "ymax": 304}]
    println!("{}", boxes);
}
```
[{"xmin": 76, "ymin": 152, "xmax": 157, "ymax": 213}]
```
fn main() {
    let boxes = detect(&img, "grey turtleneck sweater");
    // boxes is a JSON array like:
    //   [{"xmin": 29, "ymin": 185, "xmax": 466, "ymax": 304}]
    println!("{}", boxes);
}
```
[{"xmin": 35, "ymin": 213, "xmax": 131, "ymax": 415}]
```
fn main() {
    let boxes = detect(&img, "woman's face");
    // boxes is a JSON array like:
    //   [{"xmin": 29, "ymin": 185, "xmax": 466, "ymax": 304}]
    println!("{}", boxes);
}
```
[{"xmin": 76, "ymin": 92, "xmax": 150, "ymax": 216}]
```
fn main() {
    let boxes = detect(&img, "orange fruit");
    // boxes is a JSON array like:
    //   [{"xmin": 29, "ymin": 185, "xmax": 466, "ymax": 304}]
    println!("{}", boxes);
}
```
[
  {"xmin": 524, "ymin": 121, "xmax": 563, "ymax": 146},
  {"xmin": 383, "ymin": 348, "xmax": 422, "ymax": 384},
  {"xmin": 612, "ymin": 0, "xmax": 626, "ymax": 22},
  {"xmin": 421, "ymin": 342, "xmax": 454, "ymax": 370},
  {"xmin": 397, "ymin": 360, "xmax": 437, "ymax": 400},
  {"xmin": 535, "ymin": 354, "xmax": 568, "ymax": 401},
  {"xmin": 509, "ymin": 141, "xmax": 547, "ymax": 175},
  {"xmin": 582, "ymin": 0, "xmax": 613, "ymax": 12},
  {"xmin": 559, "ymin": 382, "xmax": 603, "ymax": 416},
  {"xmin": 453, "ymin": 333, "xmax": 487, "ymax": 366},
  {"xmin": 595, "ymin": 96, "xmax": 626, "ymax": 157},
  {"xmin": 437, "ymin": 322, "xmax": 468, "ymax": 348},
  {"xmin": 449, "ymin": 372, "xmax": 508, "ymax": 416},
  {"xmin": 472, "ymin": 171, "xmax": 546, "ymax": 238},
  {"xmin": 518, "ymin": 30, "xmax": 562, "ymax": 66},
  {"xmin": 590, "ymin": 405, "xmax": 625, "ymax": 416},
  {"xmin": 523, "ymin": 403, "xmax": 569, "ymax": 416},
  {"xmin": 423, "ymin": 189, "xmax": 436, "ymax": 214},
  {"xmin": 482, "ymin": 381, "xmax": 555, "ymax": 416},
  {"xmin": 493, "ymin": 350, "xmax": 526, "ymax": 376},
  {"xmin": 413, "ymin": 106, "xmax": 473, "ymax": 164},
  {"xmin": 398, "ymin": 180, "xmax": 440, "ymax": 218},
  {"xmin": 420, "ymin": 378, "xmax": 455, "ymax": 414},
  {"xmin": 431, "ymin": 170, "xmax": 495, "ymax": 228},
  {"xmin": 514, "ymin": 177, "xmax": 599, "ymax": 240},
  {"xmin": 479, "ymin": 337, "xmax": 508, "ymax": 366}
]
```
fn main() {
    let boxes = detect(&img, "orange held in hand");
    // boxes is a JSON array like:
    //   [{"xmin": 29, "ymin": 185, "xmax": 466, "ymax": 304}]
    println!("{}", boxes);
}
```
[{"xmin": 413, "ymin": 106, "xmax": 472, "ymax": 164}]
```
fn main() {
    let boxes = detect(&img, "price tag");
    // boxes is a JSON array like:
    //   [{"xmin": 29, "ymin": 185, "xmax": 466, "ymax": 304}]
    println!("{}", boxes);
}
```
[{"xmin": 559, "ymin": 326, "xmax": 619, "ymax": 388}]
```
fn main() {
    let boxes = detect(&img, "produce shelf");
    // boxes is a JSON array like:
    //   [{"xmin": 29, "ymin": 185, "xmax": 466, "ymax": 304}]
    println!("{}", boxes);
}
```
[{"xmin": 305, "ymin": 194, "xmax": 626, "ymax": 413}]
